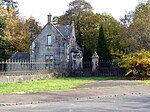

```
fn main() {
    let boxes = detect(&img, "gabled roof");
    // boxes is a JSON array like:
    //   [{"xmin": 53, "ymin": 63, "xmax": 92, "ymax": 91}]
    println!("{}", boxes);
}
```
[
  {"xmin": 56, "ymin": 25, "xmax": 72, "ymax": 38},
  {"xmin": 10, "ymin": 52, "xmax": 30, "ymax": 60},
  {"xmin": 31, "ymin": 22, "xmax": 73, "ymax": 43}
]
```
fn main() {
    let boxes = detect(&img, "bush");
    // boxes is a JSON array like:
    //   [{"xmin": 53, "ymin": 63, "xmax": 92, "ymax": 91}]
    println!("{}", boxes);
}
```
[{"xmin": 118, "ymin": 49, "xmax": 150, "ymax": 77}]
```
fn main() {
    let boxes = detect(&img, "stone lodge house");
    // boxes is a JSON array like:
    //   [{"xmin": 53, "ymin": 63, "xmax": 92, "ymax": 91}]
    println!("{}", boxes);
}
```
[{"xmin": 10, "ymin": 14, "xmax": 83, "ymax": 71}]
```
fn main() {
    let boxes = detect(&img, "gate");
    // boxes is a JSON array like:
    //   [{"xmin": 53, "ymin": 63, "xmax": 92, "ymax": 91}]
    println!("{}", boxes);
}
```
[
  {"xmin": 94, "ymin": 60, "xmax": 126, "ymax": 76},
  {"xmin": 83, "ymin": 61, "xmax": 92, "ymax": 70}
]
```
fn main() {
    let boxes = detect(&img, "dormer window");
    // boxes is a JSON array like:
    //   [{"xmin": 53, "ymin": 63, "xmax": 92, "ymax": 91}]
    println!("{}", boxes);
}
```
[{"xmin": 47, "ymin": 35, "xmax": 52, "ymax": 45}]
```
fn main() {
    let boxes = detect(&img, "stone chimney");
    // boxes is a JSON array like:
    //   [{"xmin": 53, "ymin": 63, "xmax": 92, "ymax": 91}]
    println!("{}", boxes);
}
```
[{"xmin": 47, "ymin": 13, "xmax": 52, "ymax": 23}]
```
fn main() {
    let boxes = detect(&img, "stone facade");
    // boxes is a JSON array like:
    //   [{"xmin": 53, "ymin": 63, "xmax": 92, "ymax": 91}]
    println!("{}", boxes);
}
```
[{"xmin": 30, "ymin": 14, "xmax": 82, "ymax": 70}]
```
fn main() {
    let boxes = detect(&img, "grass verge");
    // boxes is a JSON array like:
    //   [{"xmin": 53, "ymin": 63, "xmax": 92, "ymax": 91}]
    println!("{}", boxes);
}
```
[
  {"xmin": 0, "ymin": 76, "xmax": 149, "ymax": 94},
  {"xmin": 144, "ymin": 80, "xmax": 150, "ymax": 85}
]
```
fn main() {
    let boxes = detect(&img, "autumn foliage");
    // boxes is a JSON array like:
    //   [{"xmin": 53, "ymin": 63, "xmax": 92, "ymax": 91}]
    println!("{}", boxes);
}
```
[
  {"xmin": 118, "ymin": 50, "xmax": 150, "ymax": 77},
  {"xmin": 0, "ymin": 1, "xmax": 41, "ymax": 59}
]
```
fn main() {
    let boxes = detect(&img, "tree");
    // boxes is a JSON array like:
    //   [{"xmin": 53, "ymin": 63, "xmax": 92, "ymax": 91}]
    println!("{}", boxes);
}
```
[
  {"xmin": 0, "ymin": 16, "xmax": 5, "ymax": 37},
  {"xmin": 58, "ymin": 0, "xmax": 93, "ymax": 47},
  {"xmin": 119, "ymin": 1, "xmax": 150, "ymax": 52},
  {"xmin": 58, "ymin": 0, "xmax": 122, "ymax": 55},
  {"xmin": 0, "ymin": 0, "xmax": 18, "ymax": 10},
  {"xmin": 0, "ymin": 38, "xmax": 12, "ymax": 59},
  {"xmin": 131, "ymin": 1, "xmax": 150, "ymax": 50},
  {"xmin": 97, "ymin": 25, "xmax": 111, "ymax": 61},
  {"xmin": 79, "ymin": 12, "xmax": 99, "ymax": 53},
  {"xmin": 118, "ymin": 49, "xmax": 150, "ymax": 77},
  {"xmin": 58, "ymin": 0, "xmax": 128, "ymax": 62},
  {"xmin": 25, "ymin": 16, "xmax": 42, "ymax": 41},
  {"xmin": 0, "ymin": 1, "xmax": 43, "ymax": 59},
  {"xmin": 59, "ymin": 0, "xmax": 93, "ymax": 25},
  {"xmin": 0, "ymin": 1, "xmax": 42, "ymax": 59},
  {"xmin": 0, "ymin": 16, "xmax": 12, "ymax": 59},
  {"xmin": 0, "ymin": 5, "xmax": 30, "ymax": 53},
  {"xmin": 101, "ymin": 14, "xmax": 122, "ymax": 51},
  {"xmin": 68, "ymin": 0, "xmax": 93, "ymax": 14}
]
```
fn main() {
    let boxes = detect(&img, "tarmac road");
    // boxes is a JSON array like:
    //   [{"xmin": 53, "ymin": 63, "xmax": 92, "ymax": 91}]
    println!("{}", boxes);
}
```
[{"xmin": 0, "ymin": 94, "xmax": 150, "ymax": 112}]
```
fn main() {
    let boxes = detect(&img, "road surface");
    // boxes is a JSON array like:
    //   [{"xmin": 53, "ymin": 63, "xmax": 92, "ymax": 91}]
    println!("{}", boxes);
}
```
[{"xmin": 0, "ymin": 94, "xmax": 150, "ymax": 112}]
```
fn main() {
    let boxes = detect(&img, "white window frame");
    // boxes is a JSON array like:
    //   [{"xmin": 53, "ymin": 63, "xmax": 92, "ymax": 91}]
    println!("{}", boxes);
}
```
[{"xmin": 47, "ymin": 35, "xmax": 52, "ymax": 45}]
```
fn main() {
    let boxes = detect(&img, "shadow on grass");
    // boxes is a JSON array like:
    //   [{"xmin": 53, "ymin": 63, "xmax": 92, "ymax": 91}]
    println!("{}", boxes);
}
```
[
  {"xmin": 66, "ymin": 76, "xmax": 134, "ymax": 81},
  {"xmin": 67, "ymin": 75, "xmax": 150, "ymax": 81}
]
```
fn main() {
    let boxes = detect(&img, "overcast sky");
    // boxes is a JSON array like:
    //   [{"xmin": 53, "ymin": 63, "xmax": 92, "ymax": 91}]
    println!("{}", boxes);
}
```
[{"xmin": 16, "ymin": 0, "xmax": 144, "ymax": 26}]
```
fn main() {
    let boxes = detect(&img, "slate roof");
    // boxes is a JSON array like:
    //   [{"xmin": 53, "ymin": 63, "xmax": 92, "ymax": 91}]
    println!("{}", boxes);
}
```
[
  {"xmin": 10, "ymin": 52, "xmax": 30, "ymax": 60},
  {"xmin": 31, "ymin": 24, "xmax": 73, "ymax": 43},
  {"xmin": 56, "ymin": 25, "xmax": 72, "ymax": 37}
]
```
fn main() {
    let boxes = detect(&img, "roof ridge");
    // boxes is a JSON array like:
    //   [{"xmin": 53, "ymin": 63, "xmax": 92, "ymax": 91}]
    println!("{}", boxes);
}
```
[{"xmin": 51, "ymin": 23, "xmax": 67, "ymax": 40}]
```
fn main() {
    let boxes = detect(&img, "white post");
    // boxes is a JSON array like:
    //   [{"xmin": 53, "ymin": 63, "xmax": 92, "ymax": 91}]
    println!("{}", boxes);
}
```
[
  {"xmin": 92, "ymin": 52, "xmax": 99, "ymax": 71},
  {"xmin": 6, "ymin": 59, "xmax": 8, "ymax": 71},
  {"xmin": 1, "ymin": 60, "xmax": 4, "ymax": 71}
]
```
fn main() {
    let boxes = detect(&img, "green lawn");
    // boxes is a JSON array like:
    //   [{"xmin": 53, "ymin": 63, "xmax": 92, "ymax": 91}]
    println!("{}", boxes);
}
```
[
  {"xmin": 144, "ymin": 80, "xmax": 150, "ymax": 85},
  {"xmin": 0, "ymin": 76, "xmax": 149, "ymax": 94}
]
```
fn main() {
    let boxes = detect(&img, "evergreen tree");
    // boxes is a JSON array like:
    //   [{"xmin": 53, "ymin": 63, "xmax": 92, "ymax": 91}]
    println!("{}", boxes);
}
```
[
  {"xmin": 0, "ymin": 38, "xmax": 12, "ymax": 60},
  {"xmin": 0, "ymin": 16, "xmax": 12, "ymax": 59},
  {"xmin": 97, "ymin": 25, "xmax": 111, "ymax": 62}
]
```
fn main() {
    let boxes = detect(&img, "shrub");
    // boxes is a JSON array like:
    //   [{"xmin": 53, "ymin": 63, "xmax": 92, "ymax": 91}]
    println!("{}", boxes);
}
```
[{"xmin": 118, "ymin": 49, "xmax": 150, "ymax": 77}]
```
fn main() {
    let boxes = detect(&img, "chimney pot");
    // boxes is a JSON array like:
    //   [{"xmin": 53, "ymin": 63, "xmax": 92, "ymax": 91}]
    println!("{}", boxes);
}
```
[{"xmin": 47, "ymin": 13, "xmax": 52, "ymax": 23}]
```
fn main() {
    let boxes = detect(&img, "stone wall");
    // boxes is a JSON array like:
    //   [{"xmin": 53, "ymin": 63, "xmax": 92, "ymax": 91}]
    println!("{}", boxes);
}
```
[{"xmin": 0, "ymin": 71, "xmax": 68, "ymax": 84}]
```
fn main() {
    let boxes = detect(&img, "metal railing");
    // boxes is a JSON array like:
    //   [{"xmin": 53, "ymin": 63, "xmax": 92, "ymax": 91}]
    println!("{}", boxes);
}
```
[{"xmin": 0, "ymin": 60, "xmax": 68, "ymax": 76}]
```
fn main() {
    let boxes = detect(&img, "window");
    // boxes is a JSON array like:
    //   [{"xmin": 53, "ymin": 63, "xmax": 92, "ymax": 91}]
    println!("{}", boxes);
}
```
[
  {"xmin": 47, "ymin": 35, "xmax": 52, "ymax": 45},
  {"xmin": 34, "ymin": 45, "xmax": 39, "ymax": 53},
  {"xmin": 45, "ymin": 55, "xmax": 49, "ymax": 61},
  {"xmin": 50, "ymin": 55, "xmax": 54, "ymax": 60},
  {"xmin": 45, "ymin": 55, "xmax": 54, "ymax": 61},
  {"xmin": 45, "ymin": 55, "xmax": 54, "ymax": 70}
]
